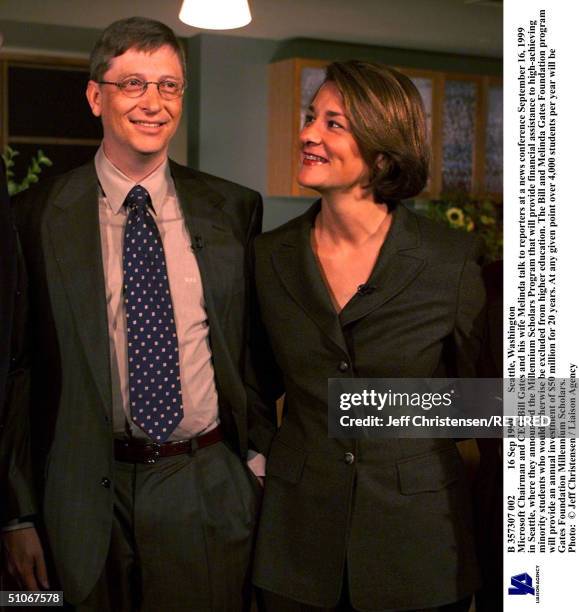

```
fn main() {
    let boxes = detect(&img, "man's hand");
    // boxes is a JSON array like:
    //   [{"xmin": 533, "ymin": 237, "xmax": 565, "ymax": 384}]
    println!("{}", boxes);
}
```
[{"xmin": 2, "ymin": 527, "xmax": 49, "ymax": 590}]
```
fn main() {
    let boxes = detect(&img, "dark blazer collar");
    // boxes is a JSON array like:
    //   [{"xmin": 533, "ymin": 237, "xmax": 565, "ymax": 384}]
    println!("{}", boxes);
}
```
[
  {"xmin": 48, "ymin": 161, "xmax": 111, "ymax": 413},
  {"xmin": 50, "ymin": 160, "xmax": 99, "ymax": 210},
  {"xmin": 273, "ymin": 199, "xmax": 421, "ymax": 254},
  {"xmin": 271, "ymin": 200, "xmax": 348, "ymax": 355},
  {"xmin": 270, "ymin": 201, "xmax": 426, "ymax": 354},
  {"xmin": 168, "ymin": 160, "xmax": 239, "ymax": 324},
  {"xmin": 169, "ymin": 160, "xmax": 226, "ymax": 216},
  {"xmin": 49, "ymin": 158, "xmax": 228, "ymax": 214},
  {"xmin": 340, "ymin": 202, "xmax": 426, "ymax": 327}
]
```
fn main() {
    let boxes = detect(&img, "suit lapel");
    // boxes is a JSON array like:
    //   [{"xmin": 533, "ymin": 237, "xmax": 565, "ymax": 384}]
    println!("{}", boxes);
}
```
[
  {"xmin": 169, "ymin": 161, "xmax": 235, "ymax": 326},
  {"xmin": 340, "ymin": 205, "xmax": 426, "ymax": 327},
  {"xmin": 47, "ymin": 161, "xmax": 238, "ymax": 419},
  {"xmin": 47, "ymin": 162, "xmax": 112, "ymax": 413},
  {"xmin": 169, "ymin": 162, "xmax": 246, "ymax": 414},
  {"xmin": 271, "ymin": 201, "xmax": 350, "ymax": 357},
  {"xmin": 270, "ymin": 203, "xmax": 426, "ymax": 348}
]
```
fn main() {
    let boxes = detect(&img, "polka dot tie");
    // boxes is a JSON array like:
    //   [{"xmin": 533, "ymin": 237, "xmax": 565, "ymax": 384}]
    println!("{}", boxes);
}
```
[{"xmin": 122, "ymin": 185, "xmax": 183, "ymax": 442}]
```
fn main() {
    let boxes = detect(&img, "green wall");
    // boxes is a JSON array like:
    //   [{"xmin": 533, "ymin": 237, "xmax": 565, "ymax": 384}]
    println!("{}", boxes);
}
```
[
  {"xmin": 0, "ymin": 19, "xmax": 99, "ymax": 53},
  {"xmin": 273, "ymin": 38, "xmax": 501, "ymax": 75},
  {"xmin": 186, "ymin": 34, "xmax": 312, "ymax": 230}
]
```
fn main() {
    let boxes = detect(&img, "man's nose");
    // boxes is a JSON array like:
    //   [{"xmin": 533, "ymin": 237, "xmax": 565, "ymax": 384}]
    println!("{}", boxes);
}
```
[{"xmin": 139, "ymin": 82, "xmax": 163, "ymax": 111}]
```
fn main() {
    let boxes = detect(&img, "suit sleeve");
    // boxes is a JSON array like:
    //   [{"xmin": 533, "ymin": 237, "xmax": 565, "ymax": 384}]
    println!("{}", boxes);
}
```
[
  {"xmin": 0, "ymin": 233, "xmax": 37, "ymax": 524},
  {"xmin": 243, "ymin": 195, "xmax": 283, "ymax": 457},
  {"xmin": 451, "ymin": 235, "xmax": 487, "ymax": 378}
]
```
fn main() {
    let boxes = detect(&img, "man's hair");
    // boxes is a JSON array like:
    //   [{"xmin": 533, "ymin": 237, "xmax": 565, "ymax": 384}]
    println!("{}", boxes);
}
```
[
  {"xmin": 324, "ymin": 60, "xmax": 429, "ymax": 206},
  {"xmin": 89, "ymin": 16, "xmax": 186, "ymax": 81}
]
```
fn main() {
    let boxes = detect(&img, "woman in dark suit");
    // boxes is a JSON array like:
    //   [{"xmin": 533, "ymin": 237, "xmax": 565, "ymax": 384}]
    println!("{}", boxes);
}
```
[{"xmin": 252, "ymin": 61, "xmax": 485, "ymax": 612}]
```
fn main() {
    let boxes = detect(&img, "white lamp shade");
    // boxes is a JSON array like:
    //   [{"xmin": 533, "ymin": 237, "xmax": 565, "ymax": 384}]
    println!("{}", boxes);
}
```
[{"xmin": 179, "ymin": 0, "xmax": 252, "ymax": 30}]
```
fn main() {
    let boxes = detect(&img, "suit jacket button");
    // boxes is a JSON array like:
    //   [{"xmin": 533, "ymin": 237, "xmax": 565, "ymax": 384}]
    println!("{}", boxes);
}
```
[
  {"xmin": 344, "ymin": 452, "xmax": 355, "ymax": 465},
  {"xmin": 338, "ymin": 361, "xmax": 350, "ymax": 372},
  {"xmin": 101, "ymin": 477, "xmax": 111, "ymax": 489}
]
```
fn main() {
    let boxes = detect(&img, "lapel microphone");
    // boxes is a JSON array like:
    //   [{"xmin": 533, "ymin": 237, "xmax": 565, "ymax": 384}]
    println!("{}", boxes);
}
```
[
  {"xmin": 357, "ymin": 283, "xmax": 377, "ymax": 296},
  {"xmin": 191, "ymin": 236, "xmax": 204, "ymax": 251}
]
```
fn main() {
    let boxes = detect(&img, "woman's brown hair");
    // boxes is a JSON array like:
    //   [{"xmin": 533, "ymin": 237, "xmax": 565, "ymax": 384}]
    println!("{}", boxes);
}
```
[{"xmin": 324, "ymin": 60, "xmax": 429, "ymax": 205}]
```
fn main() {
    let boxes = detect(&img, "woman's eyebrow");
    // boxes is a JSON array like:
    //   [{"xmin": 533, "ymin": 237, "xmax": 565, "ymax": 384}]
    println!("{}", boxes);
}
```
[
  {"xmin": 307, "ymin": 104, "xmax": 346, "ymax": 118},
  {"xmin": 325, "ymin": 110, "xmax": 346, "ymax": 118}
]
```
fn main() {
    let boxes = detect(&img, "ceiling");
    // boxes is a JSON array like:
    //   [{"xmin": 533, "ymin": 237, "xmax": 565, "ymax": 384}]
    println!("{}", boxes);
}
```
[{"xmin": 0, "ymin": 0, "xmax": 502, "ymax": 57}]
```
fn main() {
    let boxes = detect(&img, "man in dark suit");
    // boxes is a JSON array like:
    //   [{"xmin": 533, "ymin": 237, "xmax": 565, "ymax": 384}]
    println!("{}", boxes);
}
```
[
  {"xmin": 0, "ymin": 17, "xmax": 273, "ymax": 611},
  {"xmin": 0, "ymin": 28, "xmax": 18, "ymax": 417},
  {"xmin": 0, "ymin": 156, "xmax": 17, "ymax": 412}
]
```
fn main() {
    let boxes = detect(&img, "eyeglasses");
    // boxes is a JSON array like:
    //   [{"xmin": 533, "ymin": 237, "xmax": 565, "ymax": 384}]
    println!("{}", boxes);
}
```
[{"xmin": 98, "ymin": 77, "xmax": 186, "ymax": 100}]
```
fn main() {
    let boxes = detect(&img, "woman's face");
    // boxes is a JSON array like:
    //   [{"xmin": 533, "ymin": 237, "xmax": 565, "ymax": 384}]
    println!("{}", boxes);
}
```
[{"xmin": 298, "ymin": 81, "xmax": 370, "ymax": 196}]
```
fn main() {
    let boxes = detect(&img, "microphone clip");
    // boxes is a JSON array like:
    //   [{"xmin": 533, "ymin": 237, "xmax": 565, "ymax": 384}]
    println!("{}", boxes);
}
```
[
  {"xmin": 191, "ymin": 236, "xmax": 204, "ymax": 251},
  {"xmin": 357, "ymin": 283, "xmax": 377, "ymax": 296}
]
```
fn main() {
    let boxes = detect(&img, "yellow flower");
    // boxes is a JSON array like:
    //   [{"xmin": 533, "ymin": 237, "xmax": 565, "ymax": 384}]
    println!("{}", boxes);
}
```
[
  {"xmin": 446, "ymin": 207, "xmax": 465, "ymax": 227},
  {"xmin": 465, "ymin": 218, "xmax": 475, "ymax": 232},
  {"xmin": 480, "ymin": 215, "xmax": 495, "ymax": 226}
]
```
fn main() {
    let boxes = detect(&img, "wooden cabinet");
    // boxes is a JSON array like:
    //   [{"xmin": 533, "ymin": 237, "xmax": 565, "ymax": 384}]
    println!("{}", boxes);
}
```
[
  {"xmin": 267, "ymin": 58, "xmax": 328, "ymax": 198},
  {"xmin": 0, "ymin": 53, "xmax": 102, "ymax": 181},
  {"xmin": 267, "ymin": 58, "xmax": 502, "ymax": 200}
]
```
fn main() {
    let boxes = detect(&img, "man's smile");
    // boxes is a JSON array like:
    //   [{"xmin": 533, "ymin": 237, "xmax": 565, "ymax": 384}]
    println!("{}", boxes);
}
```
[{"xmin": 129, "ymin": 119, "xmax": 168, "ymax": 128}]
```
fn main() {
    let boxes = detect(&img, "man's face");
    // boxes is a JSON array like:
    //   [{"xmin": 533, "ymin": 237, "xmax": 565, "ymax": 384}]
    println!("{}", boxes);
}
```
[{"xmin": 86, "ymin": 45, "xmax": 184, "ymax": 168}]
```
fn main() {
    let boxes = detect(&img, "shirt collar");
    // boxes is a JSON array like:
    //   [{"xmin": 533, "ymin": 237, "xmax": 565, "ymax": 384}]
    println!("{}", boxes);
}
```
[{"xmin": 94, "ymin": 145, "xmax": 171, "ymax": 215}]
